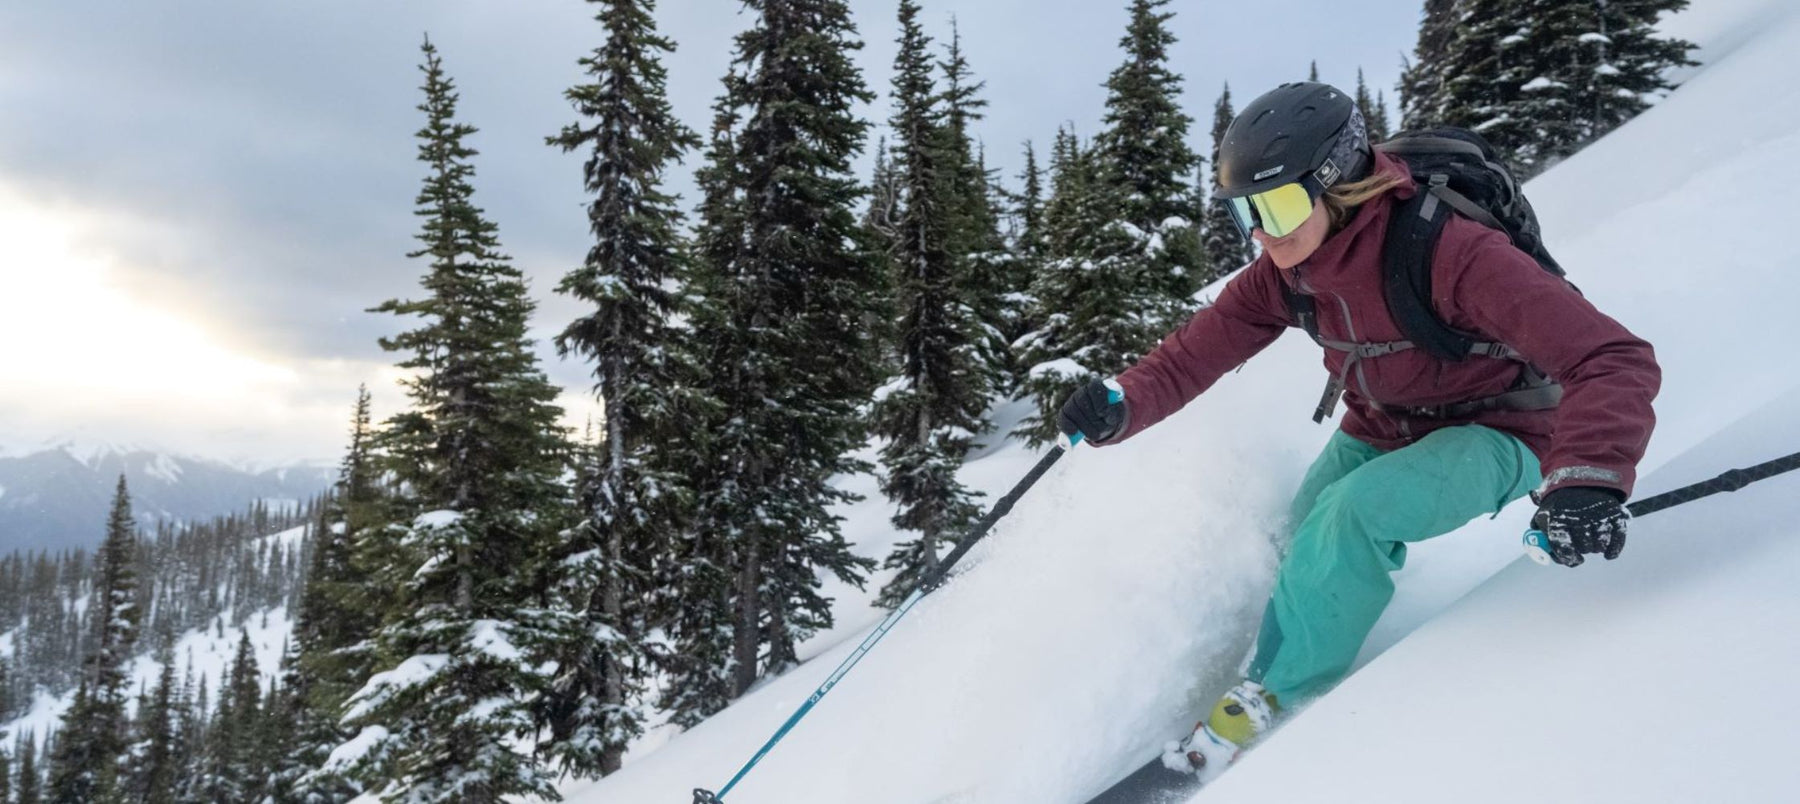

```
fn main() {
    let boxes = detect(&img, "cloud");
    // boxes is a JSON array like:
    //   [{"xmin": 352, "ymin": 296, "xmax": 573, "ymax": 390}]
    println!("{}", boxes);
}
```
[{"xmin": 0, "ymin": 0, "xmax": 1417, "ymax": 460}]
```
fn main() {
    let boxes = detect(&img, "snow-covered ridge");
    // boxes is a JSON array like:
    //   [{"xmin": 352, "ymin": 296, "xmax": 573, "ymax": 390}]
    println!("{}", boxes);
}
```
[
  {"xmin": 555, "ymin": 0, "xmax": 1800, "ymax": 801},
  {"xmin": 0, "ymin": 444, "xmax": 333, "ymax": 553}
]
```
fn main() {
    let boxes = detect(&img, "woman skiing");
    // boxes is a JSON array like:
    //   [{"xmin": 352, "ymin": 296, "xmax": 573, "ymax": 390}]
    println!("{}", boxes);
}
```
[{"xmin": 1056, "ymin": 81, "xmax": 1660, "ymax": 781}]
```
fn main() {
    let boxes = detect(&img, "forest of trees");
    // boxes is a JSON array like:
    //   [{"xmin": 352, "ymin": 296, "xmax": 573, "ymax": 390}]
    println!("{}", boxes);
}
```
[{"xmin": 1, "ymin": 0, "xmax": 1693, "ymax": 801}]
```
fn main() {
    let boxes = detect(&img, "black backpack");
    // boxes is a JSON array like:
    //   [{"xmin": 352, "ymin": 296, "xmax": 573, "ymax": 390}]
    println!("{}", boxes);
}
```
[{"xmin": 1282, "ymin": 127, "xmax": 1568, "ymax": 422}]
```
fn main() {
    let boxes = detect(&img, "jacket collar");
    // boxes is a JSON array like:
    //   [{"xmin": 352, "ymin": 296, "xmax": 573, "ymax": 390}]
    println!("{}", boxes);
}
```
[{"xmin": 1282, "ymin": 150, "xmax": 1415, "ymax": 290}]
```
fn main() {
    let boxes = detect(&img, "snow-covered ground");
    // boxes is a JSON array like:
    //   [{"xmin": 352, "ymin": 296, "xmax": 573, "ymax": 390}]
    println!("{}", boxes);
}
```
[{"xmin": 557, "ymin": 1, "xmax": 1800, "ymax": 802}]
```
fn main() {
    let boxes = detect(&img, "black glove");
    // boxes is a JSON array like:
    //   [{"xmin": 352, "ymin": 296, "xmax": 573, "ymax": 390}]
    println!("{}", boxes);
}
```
[
  {"xmin": 1057, "ymin": 378, "xmax": 1127, "ymax": 443},
  {"xmin": 1531, "ymin": 486, "xmax": 1629, "ymax": 567}
]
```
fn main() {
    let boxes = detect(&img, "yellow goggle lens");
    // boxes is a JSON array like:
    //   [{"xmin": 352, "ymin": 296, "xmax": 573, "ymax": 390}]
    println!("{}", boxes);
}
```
[
  {"xmin": 1226, "ymin": 181, "xmax": 1317, "ymax": 239},
  {"xmin": 1247, "ymin": 182, "xmax": 1316, "ymax": 238}
]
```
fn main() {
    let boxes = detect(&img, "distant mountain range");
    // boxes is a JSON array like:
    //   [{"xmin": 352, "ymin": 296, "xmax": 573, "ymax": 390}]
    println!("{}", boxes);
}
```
[{"xmin": 0, "ymin": 443, "xmax": 335, "ymax": 553}]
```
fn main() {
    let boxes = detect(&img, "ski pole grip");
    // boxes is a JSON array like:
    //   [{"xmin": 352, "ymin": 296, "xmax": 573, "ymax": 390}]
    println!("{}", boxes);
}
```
[
  {"xmin": 1522, "ymin": 529, "xmax": 1554, "ymax": 565},
  {"xmin": 1066, "ymin": 379, "xmax": 1127, "ymax": 448}
]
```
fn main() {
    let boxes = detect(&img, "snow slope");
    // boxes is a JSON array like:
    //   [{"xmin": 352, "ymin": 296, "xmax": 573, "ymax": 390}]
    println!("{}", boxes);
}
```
[{"xmin": 562, "ymin": 2, "xmax": 1800, "ymax": 801}]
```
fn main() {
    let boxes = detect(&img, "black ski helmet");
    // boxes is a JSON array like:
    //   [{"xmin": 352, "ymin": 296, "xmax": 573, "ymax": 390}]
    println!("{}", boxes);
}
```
[{"xmin": 1216, "ymin": 81, "xmax": 1371, "ymax": 199}]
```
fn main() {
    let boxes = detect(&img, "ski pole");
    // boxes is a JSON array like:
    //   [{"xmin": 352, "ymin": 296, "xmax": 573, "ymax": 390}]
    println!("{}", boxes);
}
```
[
  {"xmin": 693, "ymin": 383, "xmax": 1123, "ymax": 804},
  {"xmin": 1523, "ymin": 449, "xmax": 1800, "ymax": 565}
]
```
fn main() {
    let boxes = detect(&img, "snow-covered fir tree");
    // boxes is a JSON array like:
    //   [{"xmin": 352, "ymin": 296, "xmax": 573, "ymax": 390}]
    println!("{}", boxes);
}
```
[
  {"xmin": 655, "ymin": 102, "xmax": 745, "ymax": 728},
  {"xmin": 939, "ymin": 22, "xmax": 1020, "ymax": 387},
  {"xmin": 1200, "ymin": 85, "xmax": 1255, "ymax": 291},
  {"xmin": 46, "ymin": 476, "xmax": 140, "ymax": 803},
  {"xmin": 342, "ymin": 36, "xmax": 570, "ymax": 803},
  {"xmin": 1434, "ymin": 0, "xmax": 1544, "ymax": 168},
  {"xmin": 279, "ymin": 388, "xmax": 380, "ymax": 803},
  {"xmin": 1092, "ymin": 0, "xmax": 1203, "ymax": 325},
  {"xmin": 1015, "ymin": 129, "xmax": 1169, "ymax": 444},
  {"xmin": 1399, "ymin": 0, "xmax": 1461, "ymax": 130},
  {"xmin": 1516, "ymin": 0, "xmax": 1696, "ymax": 170},
  {"xmin": 1014, "ymin": 141, "xmax": 1047, "ymax": 263},
  {"xmin": 1097, "ymin": 0, "xmax": 1198, "ymax": 233},
  {"xmin": 666, "ymin": 0, "xmax": 882, "ymax": 722},
  {"xmin": 121, "ymin": 649, "xmax": 178, "ymax": 804},
  {"xmin": 16, "ymin": 732, "xmax": 39, "ymax": 804},
  {"xmin": 538, "ymin": 0, "xmax": 705, "ymax": 778},
  {"xmin": 1355, "ymin": 68, "xmax": 1392, "ymax": 141},
  {"xmin": 198, "ymin": 630, "xmax": 266, "ymax": 802},
  {"xmin": 1429, "ymin": 0, "xmax": 1695, "ymax": 176},
  {"xmin": 869, "ymin": 0, "xmax": 991, "ymax": 610},
  {"xmin": 1574, "ymin": 0, "xmax": 1695, "ymax": 141}
]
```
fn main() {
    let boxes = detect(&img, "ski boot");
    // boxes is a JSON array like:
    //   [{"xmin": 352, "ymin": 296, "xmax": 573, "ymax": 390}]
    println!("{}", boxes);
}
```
[{"xmin": 1161, "ymin": 679, "xmax": 1278, "ymax": 783}]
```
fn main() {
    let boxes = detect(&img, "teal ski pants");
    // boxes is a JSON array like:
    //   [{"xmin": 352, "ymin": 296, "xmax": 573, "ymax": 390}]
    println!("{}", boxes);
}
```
[{"xmin": 1247, "ymin": 425, "xmax": 1541, "ymax": 703}]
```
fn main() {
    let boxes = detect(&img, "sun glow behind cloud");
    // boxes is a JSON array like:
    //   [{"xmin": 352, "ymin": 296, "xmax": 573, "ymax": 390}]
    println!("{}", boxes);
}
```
[
  {"xmin": 0, "ymin": 187, "xmax": 299, "ymax": 402},
  {"xmin": 0, "ymin": 183, "xmax": 603, "ymax": 462}
]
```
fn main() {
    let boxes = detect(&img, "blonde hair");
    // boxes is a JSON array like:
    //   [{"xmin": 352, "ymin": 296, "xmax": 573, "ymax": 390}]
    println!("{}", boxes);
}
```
[{"xmin": 1322, "ymin": 170, "xmax": 1408, "ymax": 231}]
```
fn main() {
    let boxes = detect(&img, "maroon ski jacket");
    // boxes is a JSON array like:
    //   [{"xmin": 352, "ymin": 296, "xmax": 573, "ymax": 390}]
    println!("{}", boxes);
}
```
[{"xmin": 1106, "ymin": 152, "xmax": 1661, "ymax": 498}]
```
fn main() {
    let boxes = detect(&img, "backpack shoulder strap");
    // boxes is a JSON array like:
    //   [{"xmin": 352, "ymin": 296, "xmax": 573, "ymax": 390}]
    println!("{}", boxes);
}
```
[
  {"xmin": 1280, "ymin": 277, "xmax": 1322, "ymax": 346},
  {"xmin": 1383, "ymin": 181, "xmax": 1475, "ymax": 362}
]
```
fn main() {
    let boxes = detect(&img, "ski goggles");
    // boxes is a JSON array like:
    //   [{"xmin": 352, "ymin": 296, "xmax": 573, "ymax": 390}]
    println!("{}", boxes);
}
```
[{"xmin": 1223, "ymin": 176, "xmax": 1323, "ymax": 240}]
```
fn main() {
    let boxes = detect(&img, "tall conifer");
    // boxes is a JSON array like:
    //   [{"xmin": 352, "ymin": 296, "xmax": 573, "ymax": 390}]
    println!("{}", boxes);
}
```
[
  {"xmin": 1355, "ymin": 68, "xmax": 1392, "ymax": 140},
  {"xmin": 341, "ymin": 36, "xmax": 569, "ymax": 803},
  {"xmin": 1399, "ymin": 0, "xmax": 1462, "ymax": 130},
  {"xmin": 670, "ymin": 0, "xmax": 882, "ymax": 718},
  {"xmin": 1200, "ymin": 85, "xmax": 1254, "ymax": 288},
  {"xmin": 17, "ymin": 732, "xmax": 39, "ymax": 804},
  {"xmin": 870, "ymin": 0, "xmax": 991, "ymax": 609},
  {"xmin": 1015, "ymin": 131, "xmax": 1168, "ymax": 444},
  {"xmin": 539, "ymin": 0, "xmax": 703, "ymax": 778},
  {"xmin": 46, "ymin": 476, "xmax": 139, "ymax": 803},
  {"xmin": 1096, "ymin": 0, "xmax": 1198, "ymax": 232},
  {"xmin": 939, "ymin": 21, "xmax": 1019, "ymax": 383}
]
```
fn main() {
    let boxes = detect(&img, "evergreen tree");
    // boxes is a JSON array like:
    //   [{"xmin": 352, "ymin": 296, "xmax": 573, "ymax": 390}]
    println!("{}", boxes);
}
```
[
  {"xmin": 1200, "ymin": 84, "xmax": 1254, "ymax": 287},
  {"xmin": 1434, "ymin": 0, "xmax": 1539, "ymax": 168},
  {"xmin": 1523, "ymin": 0, "xmax": 1695, "ymax": 168},
  {"xmin": 1096, "ymin": 0, "xmax": 1198, "ymax": 232},
  {"xmin": 172, "ymin": 670, "xmax": 206, "ymax": 804},
  {"xmin": 1, "ymin": 742, "xmax": 10, "ymax": 804},
  {"xmin": 1015, "ymin": 130, "xmax": 1168, "ymax": 444},
  {"xmin": 655, "ymin": 102, "xmax": 745, "ymax": 728},
  {"xmin": 123, "ymin": 654, "xmax": 178, "ymax": 804},
  {"xmin": 1355, "ymin": 68, "xmax": 1392, "ymax": 141},
  {"xmin": 870, "ymin": 0, "xmax": 990, "ymax": 609},
  {"xmin": 938, "ymin": 21, "xmax": 1019, "ymax": 385},
  {"xmin": 47, "ymin": 477, "xmax": 140, "ymax": 804},
  {"xmin": 1399, "ymin": 0, "xmax": 1461, "ymax": 130},
  {"xmin": 1092, "ymin": 0, "xmax": 1202, "ymax": 323},
  {"xmin": 1014, "ymin": 141, "xmax": 1046, "ymax": 261},
  {"xmin": 200, "ymin": 631, "xmax": 264, "ymax": 803},
  {"xmin": 279, "ymin": 392, "xmax": 378, "ymax": 803},
  {"xmin": 863, "ymin": 136, "xmax": 905, "ymax": 376},
  {"xmin": 667, "ymin": 0, "xmax": 881, "ymax": 721},
  {"xmin": 342, "ymin": 36, "xmax": 570, "ymax": 803},
  {"xmin": 16, "ymin": 732, "xmax": 39, "ymax": 804},
  {"xmin": 1577, "ymin": 0, "xmax": 1695, "ymax": 140},
  {"xmin": 537, "ymin": 0, "xmax": 703, "ymax": 778},
  {"xmin": 1309, "ymin": 60, "xmax": 1320, "ymax": 81},
  {"xmin": 254, "ymin": 660, "xmax": 296, "ymax": 804}
]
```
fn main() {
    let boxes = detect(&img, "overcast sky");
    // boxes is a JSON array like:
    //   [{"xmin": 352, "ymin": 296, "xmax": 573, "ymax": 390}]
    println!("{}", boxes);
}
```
[{"xmin": 0, "ymin": 0, "xmax": 1422, "ymax": 464}]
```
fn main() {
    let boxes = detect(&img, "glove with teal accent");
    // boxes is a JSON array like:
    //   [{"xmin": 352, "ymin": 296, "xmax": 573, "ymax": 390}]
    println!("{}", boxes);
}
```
[
  {"xmin": 1530, "ymin": 486, "xmax": 1629, "ymax": 567},
  {"xmin": 1057, "ymin": 378, "xmax": 1128, "ymax": 444}
]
